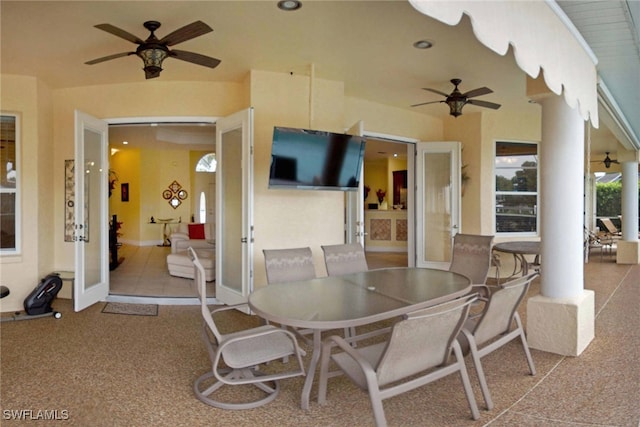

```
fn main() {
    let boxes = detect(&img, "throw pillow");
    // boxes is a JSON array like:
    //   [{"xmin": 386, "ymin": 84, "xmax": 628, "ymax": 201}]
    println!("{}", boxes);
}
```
[{"xmin": 188, "ymin": 224, "xmax": 206, "ymax": 239}]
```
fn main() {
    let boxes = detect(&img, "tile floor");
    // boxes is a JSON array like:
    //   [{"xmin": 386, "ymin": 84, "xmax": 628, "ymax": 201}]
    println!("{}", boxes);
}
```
[{"xmin": 109, "ymin": 244, "xmax": 215, "ymax": 298}]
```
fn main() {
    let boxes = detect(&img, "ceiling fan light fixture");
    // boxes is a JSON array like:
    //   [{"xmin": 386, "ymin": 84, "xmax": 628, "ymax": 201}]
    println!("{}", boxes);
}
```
[
  {"xmin": 447, "ymin": 99, "xmax": 466, "ymax": 117},
  {"xmin": 138, "ymin": 47, "xmax": 169, "ymax": 77},
  {"xmin": 604, "ymin": 154, "xmax": 612, "ymax": 168}
]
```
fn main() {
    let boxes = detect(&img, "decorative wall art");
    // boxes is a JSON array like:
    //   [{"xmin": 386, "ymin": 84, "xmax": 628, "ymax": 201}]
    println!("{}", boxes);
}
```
[
  {"xmin": 163, "ymin": 180, "xmax": 188, "ymax": 209},
  {"xmin": 121, "ymin": 183, "xmax": 129, "ymax": 202},
  {"xmin": 64, "ymin": 160, "xmax": 75, "ymax": 242}
]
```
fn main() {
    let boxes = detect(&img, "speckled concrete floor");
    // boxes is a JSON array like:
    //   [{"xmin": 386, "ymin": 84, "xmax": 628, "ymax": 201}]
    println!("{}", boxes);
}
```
[{"xmin": 1, "ymin": 259, "xmax": 638, "ymax": 426}]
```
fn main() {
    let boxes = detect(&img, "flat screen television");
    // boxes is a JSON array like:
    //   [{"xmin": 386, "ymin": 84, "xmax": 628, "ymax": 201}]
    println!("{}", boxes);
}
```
[{"xmin": 268, "ymin": 127, "xmax": 366, "ymax": 191}]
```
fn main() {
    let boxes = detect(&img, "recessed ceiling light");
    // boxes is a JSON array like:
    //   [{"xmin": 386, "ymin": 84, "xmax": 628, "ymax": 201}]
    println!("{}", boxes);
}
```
[
  {"xmin": 413, "ymin": 39, "xmax": 434, "ymax": 49},
  {"xmin": 123, "ymin": 141, "xmax": 129, "ymax": 145},
  {"xmin": 277, "ymin": 0, "xmax": 302, "ymax": 11}
]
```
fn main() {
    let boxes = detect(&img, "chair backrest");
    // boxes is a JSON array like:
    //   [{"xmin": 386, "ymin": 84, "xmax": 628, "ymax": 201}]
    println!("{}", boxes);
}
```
[
  {"xmin": 189, "ymin": 247, "xmax": 223, "ymax": 343},
  {"xmin": 321, "ymin": 243, "xmax": 369, "ymax": 276},
  {"xmin": 375, "ymin": 295, "xmax": 476, "ymax": 387},
  {"xmin": 600, "ymin": 218, "xmax": 620, "ymax": 234},
  {"xmin": 471, "ymin": 272, "xmax": 538, "ymax": 347},
  {"xmin": 449, "ymin": 233, "xmax": 494, "ymax": 285},
  {"xmin": 263, "ymin": 247, "xmax": 316, "ymax": 284}
]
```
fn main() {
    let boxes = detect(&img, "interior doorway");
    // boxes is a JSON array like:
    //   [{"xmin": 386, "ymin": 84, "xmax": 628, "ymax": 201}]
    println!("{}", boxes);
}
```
[
  {"xmin": 360, "ymin": 135, "xmax": 414, "ymax": 266},
  {"xmin": 107, "ymin": 119, "xmax": 216, "ymax": 300}
]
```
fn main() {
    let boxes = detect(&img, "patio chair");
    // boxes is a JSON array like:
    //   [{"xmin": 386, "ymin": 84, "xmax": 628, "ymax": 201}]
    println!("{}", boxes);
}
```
[
  {"xmin": 449, "ymin": 233, "xmax": 494, "ymax": 285},
  {"xmin": 321, "ymin": 243, "xmax": 369, "ymax": 276},
  {"xmin": 321, "ymin": 243, "xmax": 370, "ymax": 340},
  {"xmin": 190, "ymin": 247, "xmax": 305, "ymax": 410},
  {"xmin": 263, "ymin": 247, "xmax": 316, "ymax": 284},
  {"xmin": 584, "ymin": 227, "xmax": 613, "ymax": 262},
  {"xmin": 263, "ymin": 247, "xmax": 318, "ymax": 343},
  {"xmin": 457, "ymin": 272, "xmax": 539, "ymax": 411},
  {"xmin": 318, "ymin": 294, "xmax": 481, "ymax": 427}
]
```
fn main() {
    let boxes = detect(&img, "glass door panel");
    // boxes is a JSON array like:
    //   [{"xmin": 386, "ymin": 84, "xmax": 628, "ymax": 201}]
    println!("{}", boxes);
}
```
[
  {"xmin": 415, "ymin": 142, "xmax": 460, "ymax": 269},
  {"xmin": 215, "ymin": 108, "xmax": 253, "ymax": 307},
  {"xmin": 74, "ymin": 111, "xmax": 109, "ymax": 311}
]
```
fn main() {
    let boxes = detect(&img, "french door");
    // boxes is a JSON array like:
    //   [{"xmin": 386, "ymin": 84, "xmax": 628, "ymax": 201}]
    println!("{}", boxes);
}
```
[
  {"xmin": 215, "ymin": 108, "xmax": 254, "ymax": 307},
  {"xmin": 74, "ymin": 111, "xmax": 109, "ymax": 311},
  {"xmin": 415, "ymin": 141, "xmax": 461, "ymax": 269},
  {"xmin": 345, "ymin": 121, "xmax": 365, "ymax": 244}
]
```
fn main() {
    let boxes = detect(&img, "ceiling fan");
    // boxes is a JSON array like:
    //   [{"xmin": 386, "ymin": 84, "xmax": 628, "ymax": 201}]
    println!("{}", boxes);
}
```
[
  {"xmin": 85, "ymin": 20, "xmax": 221, "ymax": 79},
  {"xmin": 591, "ymin": 152, "xmax": 619, "ymax": 169},
  {"xmin": 411, "ymin": 78, "xmax": 501, "ymax": 117}
]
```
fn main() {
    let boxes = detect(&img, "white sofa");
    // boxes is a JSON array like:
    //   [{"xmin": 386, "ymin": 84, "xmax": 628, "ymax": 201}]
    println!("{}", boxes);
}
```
[
  {"xmin": 167, "ymin": 248, "xmax": 215, "ymax": 281},
  {"xmin": 170, "ymin": 222, "xmax": 214, "ymax": 254}
]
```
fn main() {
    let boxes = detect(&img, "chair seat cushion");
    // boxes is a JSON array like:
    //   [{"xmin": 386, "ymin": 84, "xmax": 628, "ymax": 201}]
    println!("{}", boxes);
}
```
[
  {"xmin": 222, "ymin": 325, "xmax": 296, "ymax": 368},
  {"xmin": 332, "ymin": 342, "xmax": 386, "ymax": 390}
]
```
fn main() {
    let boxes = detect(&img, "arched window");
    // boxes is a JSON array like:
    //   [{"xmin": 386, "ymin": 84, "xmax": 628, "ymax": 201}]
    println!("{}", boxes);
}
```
[{"xmin": 196, "ymin": 153, "xmax": 216, "ymax": 172}]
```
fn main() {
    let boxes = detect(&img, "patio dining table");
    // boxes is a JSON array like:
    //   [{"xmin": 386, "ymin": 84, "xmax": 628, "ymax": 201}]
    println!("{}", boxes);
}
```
[
  {"xmin": 493, "ymin": 241, "xmax": 541, "ymax": 278},
  {"xmin": 248, "ymin": 267, "xmax": 471, "ymax": 410}
]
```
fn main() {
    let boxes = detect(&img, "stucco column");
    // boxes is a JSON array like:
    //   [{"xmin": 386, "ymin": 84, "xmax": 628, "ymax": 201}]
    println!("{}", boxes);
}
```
[
  {"xmin": 616, "ymin": 158, "xmax": 640, "ymax": 264},
  {"xmin": 526, "ymin": 94, "xmax": 594, "ymax": 356}
]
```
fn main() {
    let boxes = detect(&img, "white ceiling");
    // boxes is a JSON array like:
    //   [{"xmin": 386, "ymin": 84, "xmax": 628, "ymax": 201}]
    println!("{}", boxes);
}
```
[
  {"xmin": 1, "ymin": 0, "xmax": 637, "ymax": 160},
  {"xmin": 557, "ymin": 0, "xmax": 640, "ymax": 156}
]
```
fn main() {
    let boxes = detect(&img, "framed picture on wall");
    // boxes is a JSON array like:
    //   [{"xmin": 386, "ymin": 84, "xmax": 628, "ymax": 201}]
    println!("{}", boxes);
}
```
[{"xmin": 121, "ymin": 183, "xmax": 129, "ymax": 202}]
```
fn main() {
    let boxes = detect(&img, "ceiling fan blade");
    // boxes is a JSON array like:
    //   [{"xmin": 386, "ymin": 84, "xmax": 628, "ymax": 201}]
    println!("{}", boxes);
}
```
[
  {"xmin": 411, "ymin": 101, "xmax": 443, "ymax": 107},
  {"xmin": 467, "ymin": 99, "xmax": 501, "ymax": 110},
  {"xmin": 95, "ymin": 24, "xmax": 144, "ymax": 44},
  {"xmin": 159, "ymin": 21, "xmax": 213, "ymax": 46},
  {"xmin": 171, "ymin": 50, "xmax": 221, "ymax": 69},
  {"xmin": 463, "ymin": 87, "xmax": 493, "ymax": 98},
  {"xmin": 85, "ymin": 52, "xmax": 133, "ymax": 65},
  {"xmin": 422, "ymin": 88, "xmax": 449, "ymax": 97}
]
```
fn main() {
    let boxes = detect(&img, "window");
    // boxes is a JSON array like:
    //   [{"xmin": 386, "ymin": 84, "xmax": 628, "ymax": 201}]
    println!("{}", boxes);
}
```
[
  {"xmin": 495, "ymin": 141, "xmax": 538, "ymax": 235},
  {"xmin": 1, "ymin": 114, "xmax": 19, "ymax": 254},
  {"xmin": 195, "ymin": 153, "xmax": 216, "ymax": 172}
]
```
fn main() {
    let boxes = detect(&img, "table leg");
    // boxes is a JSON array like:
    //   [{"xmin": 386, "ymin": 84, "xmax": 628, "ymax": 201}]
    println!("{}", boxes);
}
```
[
  {"xmin": 519, "ymin": 254, "xmax": 529, "ymax": 275},
  {"xmin": 300, "ymin": 329, "xmax": 322, "ymax": 410}
]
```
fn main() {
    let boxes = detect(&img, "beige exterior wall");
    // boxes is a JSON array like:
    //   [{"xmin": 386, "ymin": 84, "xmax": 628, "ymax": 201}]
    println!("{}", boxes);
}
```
[
  {"xmin": 50, "ymin": 81, "xmax": 247, "ymax": 278},
  {"xmin": 250, "ymin": 70, "xmax": 346, "ymax": 284},
  {"xmin": 0, "ymin": 75, "xmax": 54, "ymax": 311},
  {"xmin": 444, "ymin": 105, "xmax": 541, "ymax": 236},
  {"xmin": 0, "ymin": 68, "xmax": 540, "ymax": 311}
]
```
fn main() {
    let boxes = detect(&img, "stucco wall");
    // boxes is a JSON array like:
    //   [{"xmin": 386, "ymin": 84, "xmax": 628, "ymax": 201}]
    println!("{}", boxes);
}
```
[
  {"xmin": 1, "ymin": 68, "xmax": 540, "ymax": 312},
  {"xmin": 445, "ymin": 105, "xmax": 541, "ymax": 236},
  {"xmin": 0, "ymin": 75, "xmax": 54, "ymax": 312}
]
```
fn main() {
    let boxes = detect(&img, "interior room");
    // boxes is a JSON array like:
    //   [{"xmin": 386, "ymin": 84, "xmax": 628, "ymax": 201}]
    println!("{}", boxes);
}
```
[{"xmin": 108, "ymin": 126, "xmax": 410, "ymax": 300}]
